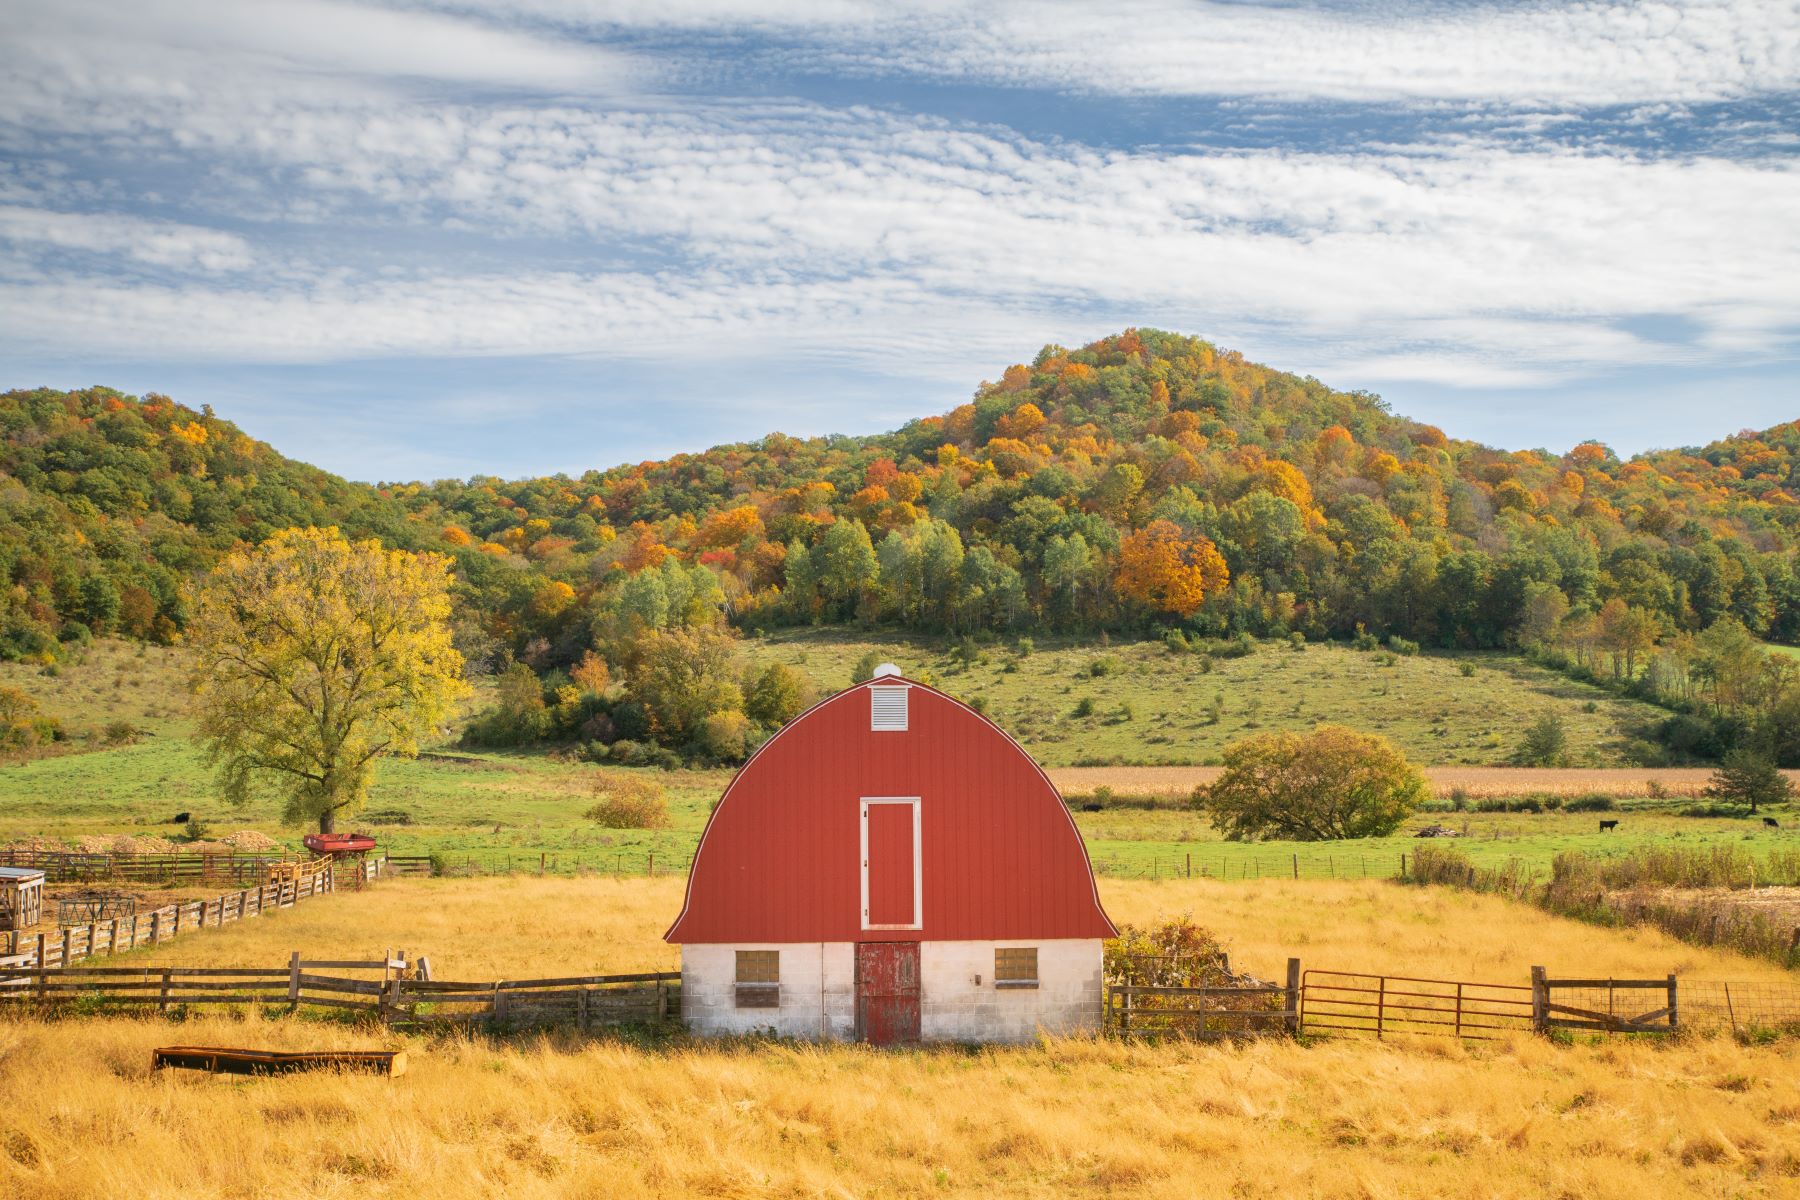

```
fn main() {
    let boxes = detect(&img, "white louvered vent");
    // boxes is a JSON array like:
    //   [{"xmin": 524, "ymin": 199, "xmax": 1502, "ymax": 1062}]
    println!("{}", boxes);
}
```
[{"xmin": 870, "ymin": 686, "xmax": 909, "ymax": 732}]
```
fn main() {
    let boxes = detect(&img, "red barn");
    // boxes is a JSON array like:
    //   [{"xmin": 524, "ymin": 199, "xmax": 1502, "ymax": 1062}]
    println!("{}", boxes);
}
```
[{"xmin": 667, "ymin": 665, "xmax": 1116, "ymax": 1044}]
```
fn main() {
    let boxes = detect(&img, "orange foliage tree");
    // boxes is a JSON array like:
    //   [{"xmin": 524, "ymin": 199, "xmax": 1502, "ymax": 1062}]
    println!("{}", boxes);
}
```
[{"xmin": 1114, "ymin": 520, "xmax": 1229, "ymax": 618}]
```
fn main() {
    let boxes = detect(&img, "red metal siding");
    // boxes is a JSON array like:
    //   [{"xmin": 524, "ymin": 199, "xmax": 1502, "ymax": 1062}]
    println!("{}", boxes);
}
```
[
  {"xmin": 865, "ymin": 802, "xmax": 915, "ymax": 926},
  {"xmin": 666, "ymin": 679, "xmax": 1116, "ymax": 943}
]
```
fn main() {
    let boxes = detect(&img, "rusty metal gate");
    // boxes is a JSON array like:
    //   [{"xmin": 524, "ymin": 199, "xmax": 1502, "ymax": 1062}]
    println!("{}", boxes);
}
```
[{"xmin": 1300, "ymin": 969, "xmax": 1535, "ymax": 1040}]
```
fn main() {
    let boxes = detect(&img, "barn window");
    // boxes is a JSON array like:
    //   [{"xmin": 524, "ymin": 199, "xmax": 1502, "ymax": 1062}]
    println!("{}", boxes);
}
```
[
  {"xmin": 870, "ymin": 686, "xmax": 908, "ymax": 731},
  {"xmin": 994, "ymin": 948, "xmax": 1038, "ymax": 989},
  {"xmin": 735, "ymin": 950, "xmax": 779, "ymax": 1008}
]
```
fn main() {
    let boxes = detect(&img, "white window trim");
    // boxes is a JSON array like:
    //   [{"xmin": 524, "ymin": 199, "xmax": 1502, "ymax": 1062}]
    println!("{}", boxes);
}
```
[{"xmin": 860, "ymin": 796, "xmax": 922, "ymax": 931}]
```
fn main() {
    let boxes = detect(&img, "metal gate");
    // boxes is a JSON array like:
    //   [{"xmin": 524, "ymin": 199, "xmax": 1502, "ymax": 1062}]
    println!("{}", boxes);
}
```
[{"xmin": 1301, "ymin": 970, "xmax": 1535, "ymax": 1040}]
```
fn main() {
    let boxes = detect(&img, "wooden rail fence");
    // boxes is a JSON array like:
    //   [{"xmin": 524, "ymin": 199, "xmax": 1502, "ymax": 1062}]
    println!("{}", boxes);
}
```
[
  {"xmin": 1105, "ymin": 957, "xmax": 1299, "ymax": 1038},
  {"xmin": 1107, "ymin": 962, "xmax": 1696, "ymax": 1042},
  {"xmin": 0, "ymin": 849, "xmax": 305, "ymax": 885},
  {"xmin": 0, "ymin": 955, "xmax": 679, "ymax": 1031},
  {"xmin": 0, "ymin": 859, "xmax": 365, "ymax": 970}
]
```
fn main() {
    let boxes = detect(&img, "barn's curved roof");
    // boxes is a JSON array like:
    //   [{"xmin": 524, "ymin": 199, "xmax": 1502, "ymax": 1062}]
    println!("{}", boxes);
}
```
[{"xmin": 665, "ymin": 675, "xmax": 1117, "ymax": 943}]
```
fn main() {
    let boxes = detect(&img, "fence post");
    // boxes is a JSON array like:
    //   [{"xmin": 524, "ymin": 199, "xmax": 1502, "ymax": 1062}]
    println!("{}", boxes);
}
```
[
  {"xmin": 1667, "ymin": 973, "xmax": 1678, "ymax": 1033},
  {"xmin": 1530, "ymin": 966, "xmax": 1547, "ymax": 1035},
  {"xmin": 1400, "ymin": 854, "xmax": 1407, "ymax": 880},
  {"xmin": 1186, "ymin": 853, "xmax": 1191, "ymax": 879},
  {"xmin": 34, "ymin": 932, "xmax": 45, "ymax": 970},
  {"xmin": 1285, "ymin": 958, "xmax": 1301, "ymax": 1036},
  {"xmin": 288, "ymin": 951, "xmax": 301, "ymax": 1010},
  {"xmin": 1376, "ymin": 975, "xmax": 1386, "ymax": 1038},
  {"xmin": 1292, "ymin": 854, "xmax": 1298, "ymax": 880},
  {"xmin": 158, "ymin": 968, "xmax": 171, "ymax": 1014}
]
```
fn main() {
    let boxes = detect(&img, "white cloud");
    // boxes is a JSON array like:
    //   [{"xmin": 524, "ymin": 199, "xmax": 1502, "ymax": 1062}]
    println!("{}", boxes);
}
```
[
  {"xmin": 1, "ymin": 0, "xmax": 1797, "ymax": 404},
  {"xmin": 448, "ymin": 0, "xmax": 1800, "ymax": 105},
  {"xmin": 0, "ymin": 207, "xmax": 255, "ymax": 272}
]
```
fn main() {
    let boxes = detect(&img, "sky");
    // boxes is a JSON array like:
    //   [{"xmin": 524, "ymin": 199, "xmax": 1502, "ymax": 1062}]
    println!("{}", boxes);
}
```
[{"xmin": 2, "ymin": 0, "xmax": 1798, "ymax": 482}]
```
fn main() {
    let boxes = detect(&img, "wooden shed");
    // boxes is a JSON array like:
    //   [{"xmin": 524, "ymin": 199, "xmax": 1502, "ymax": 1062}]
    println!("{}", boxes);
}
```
[
  {"xmin": 667, "ymin": 665, "xmax": 1115, "ymax": 1044},
  {"xmin": 0, "ymin": 867, "xmax": 45, "ymax": 933}
]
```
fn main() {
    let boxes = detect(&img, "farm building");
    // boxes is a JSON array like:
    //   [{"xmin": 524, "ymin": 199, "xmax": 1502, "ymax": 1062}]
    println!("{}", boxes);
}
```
[{"xmin": 666, "ymin": 666, "xmax": 1116, "ymax": 1044}]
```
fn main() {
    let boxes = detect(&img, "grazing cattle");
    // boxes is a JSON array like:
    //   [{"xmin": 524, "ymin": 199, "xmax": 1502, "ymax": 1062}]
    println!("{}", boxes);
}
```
[
  {"xmin": 1081, "ymin": 803, "xmax": 1103, "ymax": 813},
  {"xmin": 1764, "ymin": 816, "xmax": 1781, "ymax": 829},
  {"xmin": 1599, "ymin": 819, "xmax": 1619, "ymax": 832},
  {"xmin": 171, "ymin": 811, "xmax": 190, "ymax": 824}
]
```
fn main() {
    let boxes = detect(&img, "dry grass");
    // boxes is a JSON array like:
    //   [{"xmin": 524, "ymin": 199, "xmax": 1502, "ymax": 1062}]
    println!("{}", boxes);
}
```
[
  {"xmin": 5, "ymin": 1015, "xmax": 1800, "ymax": 1199},
  {"xmin": 1052, "ymin": 765, "xmax": 1780, "ymax": 799},
  {"xmin": 7, "ymin": 877, "xmax": 1800, "ymax": 1198},
  {"xmin": 119, "ymin": 875, "xmax": 1800, "ymax": 990}
]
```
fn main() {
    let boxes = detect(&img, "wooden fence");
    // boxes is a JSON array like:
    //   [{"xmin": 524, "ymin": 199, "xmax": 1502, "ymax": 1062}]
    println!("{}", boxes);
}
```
[
  {"xmin": 0, "ymin": 849, "xmax": 302, "ymax": 885},
  {"xmin": 0, "ymin": 955, "xmax": 679, "ymax": 1031},
  {"xmin": 1533, "ymin": 968, "xmax": 1678, "ymax": 1034},
  {"xmin": 0, "ymin": 858, "xmax": 368, "ymax": 969},
  {"xmin": 1108, "ymin": 962, "xmax": 1697, "ymax": 1042},
  {"xmin": 1105, "ymin": 958, "xmax": 1299, "ymax": 1038}
]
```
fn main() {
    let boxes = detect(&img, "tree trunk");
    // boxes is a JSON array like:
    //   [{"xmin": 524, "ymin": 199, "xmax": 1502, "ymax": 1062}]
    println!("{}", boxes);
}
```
[{"xmin": 318, "ymin": 808, "xmax": 336, "ymax": 835}]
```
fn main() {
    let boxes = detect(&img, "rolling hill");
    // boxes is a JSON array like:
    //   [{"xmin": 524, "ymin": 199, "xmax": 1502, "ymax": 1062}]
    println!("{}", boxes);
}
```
[{"xmin": 5, "ymin": 330, "xmax": 1798, "ymax": 704}]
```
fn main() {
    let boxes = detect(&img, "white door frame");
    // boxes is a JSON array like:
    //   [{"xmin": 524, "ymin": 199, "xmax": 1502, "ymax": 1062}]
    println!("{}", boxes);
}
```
[{"xmin": 860, "ymin": 796, "xmax": 922, "ymax": 930}]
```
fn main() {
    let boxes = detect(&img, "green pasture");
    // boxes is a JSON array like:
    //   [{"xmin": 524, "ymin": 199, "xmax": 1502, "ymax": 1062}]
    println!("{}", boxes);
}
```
[
  {"xmin": 1, "ymin": 636, "xmax": 1787, "ymax": 882},
  {"xmin": 741, "ymin": 627, "xmax": 1667, "ymax": 767}
]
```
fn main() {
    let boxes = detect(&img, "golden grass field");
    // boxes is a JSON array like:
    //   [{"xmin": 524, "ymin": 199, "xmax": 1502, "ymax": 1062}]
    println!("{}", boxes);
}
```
[{"xmin": 4, "ymin": 876, "xmax": 1800, "ymax": 1198}]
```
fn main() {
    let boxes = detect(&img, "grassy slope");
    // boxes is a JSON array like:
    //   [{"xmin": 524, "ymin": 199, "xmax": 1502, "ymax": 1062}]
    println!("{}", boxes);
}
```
[
  {"xmin": 2, "ymin": 876, "xmax": 1796, "ymax": 1199},
  {"xmin": 3, "ymin": 639, "xmax": 1794, "ymax": 878},
  {"xmin": 740, "ymin": 628, "xmax": 1665, "ymax": 767}
]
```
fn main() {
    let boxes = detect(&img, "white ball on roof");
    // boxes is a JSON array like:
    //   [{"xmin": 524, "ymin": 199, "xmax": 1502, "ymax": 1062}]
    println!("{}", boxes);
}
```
[{"xmin": 872, "ymin": 663, "xmax": 902, "ymax": 679}]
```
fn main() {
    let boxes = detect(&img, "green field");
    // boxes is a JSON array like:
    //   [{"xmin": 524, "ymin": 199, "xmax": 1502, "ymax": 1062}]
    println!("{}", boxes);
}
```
[{"xmin": 2, "ymin": 635, "xmax": 1790, "ymax": 881}]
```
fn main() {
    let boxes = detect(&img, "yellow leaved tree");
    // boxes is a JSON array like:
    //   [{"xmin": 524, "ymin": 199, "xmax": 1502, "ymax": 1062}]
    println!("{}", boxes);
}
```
[{"xmin": 188, "ymin": 526, "xmax": 468, "ymax": 834}]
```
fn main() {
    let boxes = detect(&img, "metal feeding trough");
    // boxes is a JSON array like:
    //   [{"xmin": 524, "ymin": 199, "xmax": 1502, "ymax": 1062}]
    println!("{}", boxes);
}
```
[
  {"xmin": 56, "ymin": 890, "xmax": 137, "ymax": 927},
  {"xmin": 302, "ymin": 832, "xmax": 377, "ymax": 856}
]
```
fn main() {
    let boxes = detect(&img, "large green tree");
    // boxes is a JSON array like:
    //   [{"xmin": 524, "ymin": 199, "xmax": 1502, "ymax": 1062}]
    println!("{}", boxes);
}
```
[
  {"xmin": 188, "ymin": 526, "xmax": 467, "ymax": 833},
  {"xmin": 1200, "ymin": 725, "xmax": 1426, "ymax": 841}
]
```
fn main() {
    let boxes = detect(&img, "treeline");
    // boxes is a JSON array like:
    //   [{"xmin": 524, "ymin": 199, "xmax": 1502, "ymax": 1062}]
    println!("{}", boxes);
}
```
[{"xmin": 386, "ymin": 330, "xmax": 1800, "ymax": 674}]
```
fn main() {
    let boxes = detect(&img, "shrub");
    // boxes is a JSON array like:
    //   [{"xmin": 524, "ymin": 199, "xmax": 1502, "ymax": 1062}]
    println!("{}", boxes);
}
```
[
  {"xmin": 362, "ymin": 808, "xmax": 415, "ymax": 825},
  {"xmin": 1458, "ymin": 662, "xmax": 1476, "ymax": 678},
  {"xmin": 1350, "ymin": 625, "xmax": 1379, "ymax": 652},
  {"xmin": 101, "ymin": 720, "xmax": 143, "ymax": 746},
  {"xmin": 697, "ymin": 709, "xmax": 750, "ymax": 761},
  {"xmin": 1386, "ymin": 636, "xmax": 1419, "ymax": 656},
  {"xmin": 1199, "ymin": 725, "xmax": 1426, "ymax": 841},
  {"xmin": 1564, "ymin": 793, "xmax": 1615, "ymax": 812},
  {"xmin": 1073, "ymin": 696, "xmax": 1096, "ymax": 718},
  {"xmin": 1514, "ymin": 713, "xmax": 1568, "ymax": 766},
  {"xmin": 1015, "ymin": 637, "xmax": 1034, "ymax": 657},
  {"xmin": 584, "ymin": 771, "xmax": 671, "ymax": 829},
  {"xmin": 1163, "ymin": 630, "xmax": 1189, "ymax": 654},
  {"xmin": 1287, "ymin": 631, "xmax": 1306, "ymax": 652},
  {"xmin": 1088, "ymin": 656, "xmax": 1118, "ymax": 677},
  {"xmin": 744, "ymin": 662, "xmax": 814, "ymax": 725},
  {"xmin": 184, "ymin": 817, "xmax": 210, "ymax": 843},
  {"xmin": 849, "ymin": 650, "xmax": 883, "ymax": 687}
]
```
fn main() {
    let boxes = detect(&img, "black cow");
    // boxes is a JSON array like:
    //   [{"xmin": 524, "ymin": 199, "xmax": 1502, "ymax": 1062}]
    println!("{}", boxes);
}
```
[
  {"xmin": 1081, "ymin": 803, "xmax": 1103, "ymax": 813},
  {"xmin": 1599, "ymin": 819, "xmax": 1619, "ymax": 832},
  {"xmin": 1764, "ymin": 816, "xmax": 1781, "ymax": 829},
  {"xmin": 171, "ymin": 811, "xmax": 191, "ymax": 824}
]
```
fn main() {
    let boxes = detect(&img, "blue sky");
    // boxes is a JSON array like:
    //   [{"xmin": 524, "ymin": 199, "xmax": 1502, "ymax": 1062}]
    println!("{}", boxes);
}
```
[{"xmin": 2, "ymin": 0, "xmax": 1797, "ymax": 482}]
